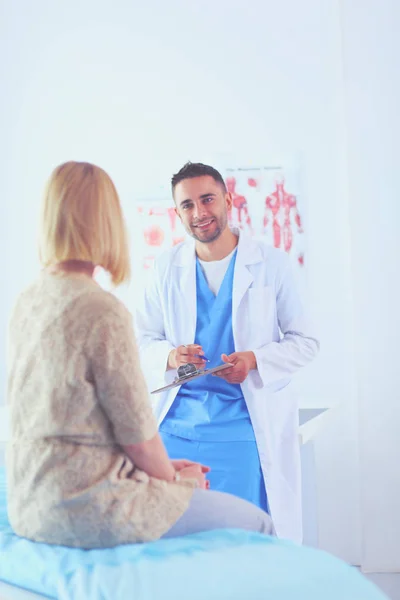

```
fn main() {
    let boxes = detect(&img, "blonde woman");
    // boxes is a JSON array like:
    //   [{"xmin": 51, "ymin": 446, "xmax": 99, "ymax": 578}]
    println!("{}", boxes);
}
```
[{"xmin": 6, "ymin": 161, "xmax": 274, "ymax": 549}]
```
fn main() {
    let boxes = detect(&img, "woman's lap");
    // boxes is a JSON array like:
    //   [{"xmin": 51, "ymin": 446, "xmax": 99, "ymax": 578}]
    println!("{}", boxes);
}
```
[{"xmin": 162, "ymin": 488, "xmax": 275, "ymax": 538}]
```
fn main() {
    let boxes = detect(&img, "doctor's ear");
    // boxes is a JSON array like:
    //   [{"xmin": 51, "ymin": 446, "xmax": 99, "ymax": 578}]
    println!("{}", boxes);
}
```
[
  {"xmin": 174, "ymin": 207, "xmax": 182, "ymax": 221},
  {"xmin": 225, "ymin": 192, "xmax": 233, "ymax": 212}
]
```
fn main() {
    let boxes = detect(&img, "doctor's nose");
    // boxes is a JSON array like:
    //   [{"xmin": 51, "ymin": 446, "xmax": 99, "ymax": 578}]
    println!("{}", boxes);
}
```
[{"xmin": 193, "ymin": 203, "xmax": 208, "ymax": 220}]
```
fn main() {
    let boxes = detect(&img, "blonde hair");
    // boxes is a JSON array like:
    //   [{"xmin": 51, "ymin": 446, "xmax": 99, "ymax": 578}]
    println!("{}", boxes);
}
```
[{"xmin": 39, "ymin": 161, "xmax": 130, "ymax": 285}]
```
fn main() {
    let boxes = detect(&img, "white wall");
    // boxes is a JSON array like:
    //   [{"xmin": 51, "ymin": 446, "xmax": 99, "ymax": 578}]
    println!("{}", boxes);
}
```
[
  {"xmin": 0, "ymin": 0, "xmax": 356, "ymax": 405},
  {"xmin": 0, "ymin": 0, "xmax": 369, "ymax": 566},
  {"xmin": 340, "ymin": 0, "xmax": 400, "ymax": 572}
]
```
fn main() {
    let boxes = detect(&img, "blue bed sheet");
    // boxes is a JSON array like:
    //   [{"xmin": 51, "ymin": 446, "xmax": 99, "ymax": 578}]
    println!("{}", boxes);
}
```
[{"xmin": 0, "ymin": 467, "xmax": 387, "ymax": 600}]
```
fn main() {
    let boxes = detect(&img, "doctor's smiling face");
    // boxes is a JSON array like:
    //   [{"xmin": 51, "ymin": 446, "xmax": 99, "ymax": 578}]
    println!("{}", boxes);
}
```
[{"xmin": 172, "ymin": 162, "xmax": 232, "ymax": 244}]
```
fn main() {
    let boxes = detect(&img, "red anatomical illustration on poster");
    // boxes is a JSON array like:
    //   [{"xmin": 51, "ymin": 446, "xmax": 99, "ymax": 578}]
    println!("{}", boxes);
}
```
[
  {"xmin": 224, "ymin": 166, "xmax": 305, "ymax": 271},
  {"xmin": 133, "ymin": 203, "xmax": 186, "ymax": 276}
]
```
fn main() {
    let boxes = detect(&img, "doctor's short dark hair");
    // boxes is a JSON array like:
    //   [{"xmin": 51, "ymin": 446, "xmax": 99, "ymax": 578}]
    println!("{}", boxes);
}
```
[{"xmin": 171, "ymin": 162, "xmax": 227, "ymax": 195}]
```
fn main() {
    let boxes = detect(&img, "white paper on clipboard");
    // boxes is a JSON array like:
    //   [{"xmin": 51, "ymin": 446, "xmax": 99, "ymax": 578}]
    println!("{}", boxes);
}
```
[{"xmin": 150, "ymin": 363, "xmax": 233, "ymax": 395}]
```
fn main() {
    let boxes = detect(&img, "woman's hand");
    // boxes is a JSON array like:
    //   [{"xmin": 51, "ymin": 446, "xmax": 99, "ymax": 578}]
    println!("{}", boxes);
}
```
[
  {"xmin": 172, "ymin": 459, "xmax": 210, "ymax": 489},
  {"xmin": 178, "ymin": 464, "xmax": 210, "ymax": 489},
  {"xmin": 171, "ymin": 459, "xmax": 210, "ymax": 474}
]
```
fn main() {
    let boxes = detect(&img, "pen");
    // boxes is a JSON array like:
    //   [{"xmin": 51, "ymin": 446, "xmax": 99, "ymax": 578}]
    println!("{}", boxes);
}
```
[{"xmin": 194, "ymin": 354, "xmax": 210, "ymax": 362}]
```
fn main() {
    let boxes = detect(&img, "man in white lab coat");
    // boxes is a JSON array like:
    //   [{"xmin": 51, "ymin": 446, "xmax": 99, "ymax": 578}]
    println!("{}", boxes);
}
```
[{"xmin": 136, "ymin": 162, "xmax": 319, "ymax": 542}]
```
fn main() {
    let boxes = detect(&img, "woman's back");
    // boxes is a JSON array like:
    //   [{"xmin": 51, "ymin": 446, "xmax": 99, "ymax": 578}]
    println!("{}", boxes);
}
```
[
  {"xmin": 8, "ymin": 274, "xmax": 113, "ymax": 444},
  {"xmin": 6, "ymin": 273, "xmax": 193, "ymax": 548}
]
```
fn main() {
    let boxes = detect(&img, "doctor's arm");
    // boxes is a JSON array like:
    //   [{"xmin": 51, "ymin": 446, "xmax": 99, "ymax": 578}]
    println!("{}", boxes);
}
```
[
  {"xmin": 135, "ymin": 268, "xmax": 175, "ymax": 378},
  {"xmin": 136, "ymin": 269, "xmax": 206, "ymax": 379}
]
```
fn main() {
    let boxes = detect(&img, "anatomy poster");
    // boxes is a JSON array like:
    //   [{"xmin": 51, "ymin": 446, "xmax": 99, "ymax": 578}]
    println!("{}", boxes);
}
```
[
  {"xmin": 131, "ymin": 202, "xmax": 187, "ymax": 284},
  {"xmin": 223, "ymin": 165, "xmax": 306, "ymax": 272}
]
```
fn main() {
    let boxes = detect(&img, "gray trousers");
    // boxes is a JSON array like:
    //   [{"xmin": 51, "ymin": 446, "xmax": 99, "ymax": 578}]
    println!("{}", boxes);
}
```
[{"xmin": 163, "ymin": 488, "xmax": 276, "ymax": 538}]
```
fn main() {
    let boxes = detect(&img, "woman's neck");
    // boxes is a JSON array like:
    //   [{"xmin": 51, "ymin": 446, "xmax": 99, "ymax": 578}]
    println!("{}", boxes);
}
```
[{"xmin": 48, "ymin": 260, "xmax": 96, "ymax": 278}]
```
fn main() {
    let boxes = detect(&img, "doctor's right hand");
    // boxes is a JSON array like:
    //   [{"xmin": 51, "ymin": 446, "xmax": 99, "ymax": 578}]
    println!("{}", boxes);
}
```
[{"xmin": 167, "ymin": 344, "xmax": 207, "ymax": 370}]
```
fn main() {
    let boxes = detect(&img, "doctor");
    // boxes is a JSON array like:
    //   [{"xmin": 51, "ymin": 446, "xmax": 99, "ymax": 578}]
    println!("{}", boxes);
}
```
[{"xmin": 136, "ymin": 162, "xmax": 319, "ymax": 542}]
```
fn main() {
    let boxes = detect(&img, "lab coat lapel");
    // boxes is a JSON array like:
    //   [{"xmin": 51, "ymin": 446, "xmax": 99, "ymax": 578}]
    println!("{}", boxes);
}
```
[
  {"xmin": 232, "ymin": 232, "xmax": 257, "ymax": 318},
  {"xmin": 232, "ymin": 231, "xmax": 263, "ymax": 347},
  {"xmin": 172, "ymin": 240, "xmax": 197, "ymax": 344}
]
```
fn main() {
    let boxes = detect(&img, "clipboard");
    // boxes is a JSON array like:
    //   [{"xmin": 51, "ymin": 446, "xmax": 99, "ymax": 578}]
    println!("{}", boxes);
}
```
[{"xmin": 150, "ymin": 363, "xmax": 233, "ymax": 395}]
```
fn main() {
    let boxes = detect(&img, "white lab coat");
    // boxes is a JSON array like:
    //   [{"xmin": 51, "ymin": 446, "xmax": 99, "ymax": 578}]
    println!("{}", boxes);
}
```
[{"xmin": 136, "ymin": 230, "xmax": 319, "ymax": 543}]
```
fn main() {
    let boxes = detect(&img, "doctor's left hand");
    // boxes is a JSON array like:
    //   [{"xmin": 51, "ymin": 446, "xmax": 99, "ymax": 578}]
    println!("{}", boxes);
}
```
[{"xmin": 215, "ymin": 352, "xmax": 257, "ymax": 384}]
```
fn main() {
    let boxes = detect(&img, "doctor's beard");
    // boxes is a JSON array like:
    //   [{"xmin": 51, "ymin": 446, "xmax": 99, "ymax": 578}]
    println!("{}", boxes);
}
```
[{"xmin": 186, "ymin": 212, "xmax": 228, "ymax": 244}]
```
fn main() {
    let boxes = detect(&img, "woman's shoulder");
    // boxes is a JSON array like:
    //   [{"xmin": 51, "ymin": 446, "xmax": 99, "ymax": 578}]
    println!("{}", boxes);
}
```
[
  {"xmin": 12, "ymin": 274, "xmax": 131, "ymax": 326},
  {"xmin": 72, "ymin": 282, "xmax": 131, "ymax": 324}
]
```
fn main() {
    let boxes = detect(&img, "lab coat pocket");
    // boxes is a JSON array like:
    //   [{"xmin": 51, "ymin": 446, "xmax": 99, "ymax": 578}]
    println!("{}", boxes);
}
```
[{"xmin": 247, "ymin": 286, "xmax": 275, "ymax": 346}]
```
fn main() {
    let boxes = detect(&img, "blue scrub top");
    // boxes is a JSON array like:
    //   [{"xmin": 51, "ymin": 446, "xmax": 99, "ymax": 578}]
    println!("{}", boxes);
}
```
[{"xmin": 160, "ymin": 250, "xmax": 255, "ymax": 442}]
